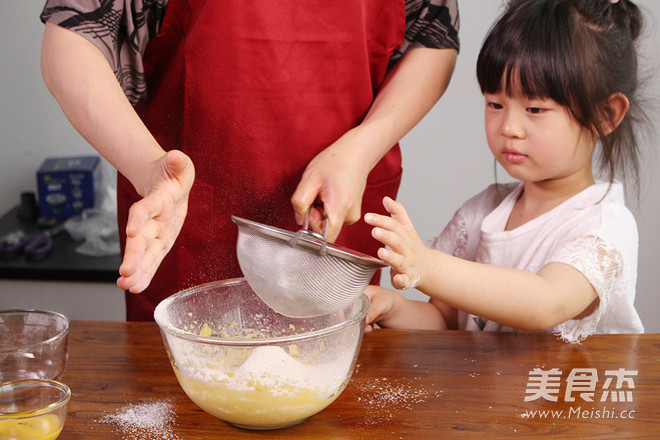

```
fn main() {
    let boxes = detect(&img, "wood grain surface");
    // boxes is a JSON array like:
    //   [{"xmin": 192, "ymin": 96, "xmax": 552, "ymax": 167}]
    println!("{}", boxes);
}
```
[{"xmin": 58, "ymin": 322, "xmax": 660, "ymax": 439}]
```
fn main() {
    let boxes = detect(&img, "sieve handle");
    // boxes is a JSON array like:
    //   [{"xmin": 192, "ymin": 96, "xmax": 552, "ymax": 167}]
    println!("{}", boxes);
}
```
[{"xmin": 292, "ymin": 206, "xmax": 328, "ymax": 255}]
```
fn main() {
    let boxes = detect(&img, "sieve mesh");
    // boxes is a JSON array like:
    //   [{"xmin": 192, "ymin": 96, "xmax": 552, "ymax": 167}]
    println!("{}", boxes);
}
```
[{"xmin": 233, "ymin": 216, "xmax": 384, "ymax": 318}]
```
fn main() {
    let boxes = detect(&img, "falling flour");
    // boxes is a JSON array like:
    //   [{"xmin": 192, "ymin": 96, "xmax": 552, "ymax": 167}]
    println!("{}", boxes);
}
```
[{"xmin": 98, "ymin": 400, "xmax": 180, "ymax": 440}]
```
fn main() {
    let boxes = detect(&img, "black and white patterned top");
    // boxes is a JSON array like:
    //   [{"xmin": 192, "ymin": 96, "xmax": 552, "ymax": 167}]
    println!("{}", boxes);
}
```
[{"xmin": 41, "ymin": 0, "xmax": 460, "ymax": 105}]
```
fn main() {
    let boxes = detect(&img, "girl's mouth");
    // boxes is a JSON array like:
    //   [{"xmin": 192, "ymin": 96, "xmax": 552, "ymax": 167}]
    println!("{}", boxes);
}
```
[{"xmin": 503, "ymin": 148, "xmax": 526, "ymax": 164}]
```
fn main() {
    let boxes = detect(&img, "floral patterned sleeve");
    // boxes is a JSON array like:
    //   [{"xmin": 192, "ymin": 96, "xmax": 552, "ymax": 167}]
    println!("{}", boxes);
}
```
[
  {"xmin": 40, "ymin": 0, "xmax": 458, "ymax": 104},
  {"xmin": 40, "ymin": 0, "xmax": 168, "ymax": 105},
  {"xmin": 392, "ymin": 0, "xmax": 460, "ymax": 66}
]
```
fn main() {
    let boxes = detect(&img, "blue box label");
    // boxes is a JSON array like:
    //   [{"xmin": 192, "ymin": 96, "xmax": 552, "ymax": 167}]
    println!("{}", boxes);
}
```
[{"xmin": 37, "ymin": 156, "xmax": 100, "ymax": 219}]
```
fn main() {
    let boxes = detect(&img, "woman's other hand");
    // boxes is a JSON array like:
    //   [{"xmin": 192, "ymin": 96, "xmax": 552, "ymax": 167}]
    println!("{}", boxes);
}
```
[{"xmin": 117, "ymin": 150, "xmax": 195, "ymax": 293}]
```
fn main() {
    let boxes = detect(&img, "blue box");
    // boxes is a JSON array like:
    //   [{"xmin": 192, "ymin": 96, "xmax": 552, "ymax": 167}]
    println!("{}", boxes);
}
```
[{"xmin": 36, "ymin": 156, "xmax": 101, "ymax": 219}]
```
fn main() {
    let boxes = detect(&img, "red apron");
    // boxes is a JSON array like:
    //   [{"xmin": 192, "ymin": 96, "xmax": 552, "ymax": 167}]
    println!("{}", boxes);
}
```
[{"xmin": 120, "ymin": 0, "xmax": 405, "ymax": 320}]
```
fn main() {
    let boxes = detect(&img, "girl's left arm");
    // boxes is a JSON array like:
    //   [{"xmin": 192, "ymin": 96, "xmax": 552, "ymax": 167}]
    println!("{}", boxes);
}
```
[
  {"xmin": 366, "ymin": 197, "xmax": 598, "ymax": 332},
  {"xmin": 291, "ymin": 47, "xmax": 457, "ymax": 241}
]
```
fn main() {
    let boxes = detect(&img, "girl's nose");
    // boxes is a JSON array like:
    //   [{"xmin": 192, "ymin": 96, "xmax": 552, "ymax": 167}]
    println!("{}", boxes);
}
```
[{"xmin": 501, "ymin": 110, "xmax": 525, "ymax": 138}]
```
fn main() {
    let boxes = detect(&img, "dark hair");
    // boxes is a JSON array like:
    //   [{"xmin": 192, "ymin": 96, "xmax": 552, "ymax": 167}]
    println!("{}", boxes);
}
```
[{"xmin": 476, "ymin": 0, "xmax": 645, "ymax": 191}]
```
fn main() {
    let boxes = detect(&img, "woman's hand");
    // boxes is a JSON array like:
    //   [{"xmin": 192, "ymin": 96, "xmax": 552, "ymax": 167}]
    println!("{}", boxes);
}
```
[
  {"xmin": 41, "ymin": 23, "xmax": 194, "ymax": 293},
  {"xmin": 291, "ymin": 130, "xmax": 371, "ymax": 242},
  {"xmin": 290, "ymin": 48, "xmax": 457, "ymax": 242},
  {"xmin": 364, "ymin": 197, "xmax": 430, "ymax": 290},
  {"xmin": 117, "ymin": 150, "xmax": 195, "ymax": 293}
]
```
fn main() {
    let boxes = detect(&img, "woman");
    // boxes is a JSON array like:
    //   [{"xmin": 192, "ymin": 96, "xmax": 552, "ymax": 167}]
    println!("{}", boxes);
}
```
[{"xmin": 40, "ymin": 0, "xmax": 460, "ymax": 320}]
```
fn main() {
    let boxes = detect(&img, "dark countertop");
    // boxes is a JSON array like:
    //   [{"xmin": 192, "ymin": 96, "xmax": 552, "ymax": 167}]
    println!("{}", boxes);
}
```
[{"xmin": 0, "ymin": 206, "xmax": 121, "ymax": 282}]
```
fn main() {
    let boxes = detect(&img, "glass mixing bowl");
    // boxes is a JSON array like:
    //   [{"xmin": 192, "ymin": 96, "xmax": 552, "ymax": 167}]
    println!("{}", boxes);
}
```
[
  {"xmin": 154, "ymin": 277, "xmax": 369, "ymax": 430},
  {"xmin": 0, "ymin": 379, "xmax": 71, "ymax": 440},
  {"xmin": 0, "ymin": 310, "xmax": 70, "ymax": 382}
]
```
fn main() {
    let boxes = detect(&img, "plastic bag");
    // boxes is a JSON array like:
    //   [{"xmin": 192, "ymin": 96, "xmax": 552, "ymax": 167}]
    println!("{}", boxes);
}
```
[
  {"xmin": 62, "ymin": 158, "xmax": 120, "ymax": 257},
  {"xmin": 64, "ymin": 208, "xmax": 120, "ymax": 257}
]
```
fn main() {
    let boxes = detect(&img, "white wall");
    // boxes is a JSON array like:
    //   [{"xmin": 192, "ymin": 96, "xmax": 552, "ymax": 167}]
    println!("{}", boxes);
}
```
[{"xmin": 1, "ymin": 1, "xmax": 658, "ymax": 330}]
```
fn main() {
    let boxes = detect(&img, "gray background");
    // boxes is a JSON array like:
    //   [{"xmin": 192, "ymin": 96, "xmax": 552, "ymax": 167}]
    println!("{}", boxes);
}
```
[{"xmin": 1, "ymin": 1, "xmax": 658, "ymax": 331}]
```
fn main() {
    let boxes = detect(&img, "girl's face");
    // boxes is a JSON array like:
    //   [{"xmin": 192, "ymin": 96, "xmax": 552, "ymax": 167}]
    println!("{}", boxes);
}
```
[{"xmin": 484, "ymin": 89, "xmax": 596, "ymax": 190}]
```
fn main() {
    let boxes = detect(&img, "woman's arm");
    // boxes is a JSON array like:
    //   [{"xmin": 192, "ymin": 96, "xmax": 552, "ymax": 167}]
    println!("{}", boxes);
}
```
[
  {"xmin": 41, "ymin": 22, "xmax": 194, "ymax": 293},
  {"xmin": 291, "ymin": 47, "xmax": 458, "ymax": 241},
  {"xmin": 41, "ymin": 22, "xmax": 165, "ymax": 194}
]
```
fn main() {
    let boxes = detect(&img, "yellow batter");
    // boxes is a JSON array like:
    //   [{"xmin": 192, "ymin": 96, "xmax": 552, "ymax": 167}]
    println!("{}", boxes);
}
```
[
  {"xmin": 0, "ymin": 414, "xmax": 62, "ymax": 440},
  {"xmin": 174, "ymin": 368, "xmax": 339, "ymax": 429},
  {"xmin": 171, "ymin": 319, "xmax": 353, "ymax": 429}
]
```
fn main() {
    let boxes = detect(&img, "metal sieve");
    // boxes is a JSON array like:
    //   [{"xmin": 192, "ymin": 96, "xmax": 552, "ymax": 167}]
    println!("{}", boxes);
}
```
[{"xmin": 232, "ymin": 214, "xmax": 385, "ymax": 318}]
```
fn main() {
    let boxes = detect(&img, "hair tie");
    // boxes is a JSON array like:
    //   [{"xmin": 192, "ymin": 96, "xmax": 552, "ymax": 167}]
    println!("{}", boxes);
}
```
[{"xmin": 610, "ymin": 0, "xmax": 619, "ymax": 3}]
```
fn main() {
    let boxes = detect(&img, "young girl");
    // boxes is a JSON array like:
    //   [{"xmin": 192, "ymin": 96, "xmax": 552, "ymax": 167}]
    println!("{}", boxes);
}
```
[{"xmin": 363, "ymin": 0, "xmax": 647, "ymax": 343}]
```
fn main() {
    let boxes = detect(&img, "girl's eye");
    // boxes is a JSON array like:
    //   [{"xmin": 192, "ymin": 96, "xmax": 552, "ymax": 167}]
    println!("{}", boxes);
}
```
[
  {"xmin": 527, "ymin": 107, "xmax": 545, "ymax": 114},
  {"xmin": 487, "ymin": 102, "xmax": 503, "ymax": 110}
]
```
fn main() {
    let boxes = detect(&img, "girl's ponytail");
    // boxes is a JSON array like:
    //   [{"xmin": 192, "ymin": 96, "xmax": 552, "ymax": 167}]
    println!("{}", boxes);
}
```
[{"xmin": 609, "ymin": 0, "xmax": 643, "ymax": 40}]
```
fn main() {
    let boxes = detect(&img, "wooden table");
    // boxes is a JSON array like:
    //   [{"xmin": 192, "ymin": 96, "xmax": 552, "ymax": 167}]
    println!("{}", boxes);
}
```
[{"xmin": 59, "ymin": 322, "xmax": 660, "ymax": 439}]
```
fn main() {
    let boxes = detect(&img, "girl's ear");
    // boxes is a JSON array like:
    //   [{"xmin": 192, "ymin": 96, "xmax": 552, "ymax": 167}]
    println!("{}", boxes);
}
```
[{"xmin": 600, "ymin": 92, "xmax": 630, "ymax": 136}]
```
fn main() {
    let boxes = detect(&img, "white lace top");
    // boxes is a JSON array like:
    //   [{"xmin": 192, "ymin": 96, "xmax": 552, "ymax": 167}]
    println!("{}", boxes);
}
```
[{"xmin": 427, "ymin": 181, "xmax": 644, "ymax": 343}]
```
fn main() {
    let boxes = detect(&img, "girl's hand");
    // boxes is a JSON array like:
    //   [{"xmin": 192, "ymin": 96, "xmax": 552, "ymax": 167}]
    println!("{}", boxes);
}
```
[
  {"xmin": 364, "ymin": 285, "xmax": 402, "ymax": 332},
  {"xmin": 364, "ymin": 197, "xmax": 430, "ymax": 290},
  {"xmin": 117, "ymin": 150, "xmax": 195, "ymax": 293},
  {"xmin": 364, "ymin": 284, "xmax": 448, "ymax": 331}
]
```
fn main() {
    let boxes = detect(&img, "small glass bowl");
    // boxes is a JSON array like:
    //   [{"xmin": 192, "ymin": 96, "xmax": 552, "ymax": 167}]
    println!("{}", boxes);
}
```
[
  {"xmin": 0, "ymin": 310, "xmax": 70, "ymax": 382},
  {"xmin": 0, "ymin": 379, "xmax": 71, "ymax": 440}
]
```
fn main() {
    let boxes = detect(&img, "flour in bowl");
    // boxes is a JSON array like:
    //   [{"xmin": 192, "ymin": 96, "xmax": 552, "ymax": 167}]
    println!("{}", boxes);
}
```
[
  {"xmin": 231, "ymin": 345, "xmax": 346, "ymax": 395},
  {"xmin": 172, "ymin": 341, "xmax": 356, "ymax": 428}
]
